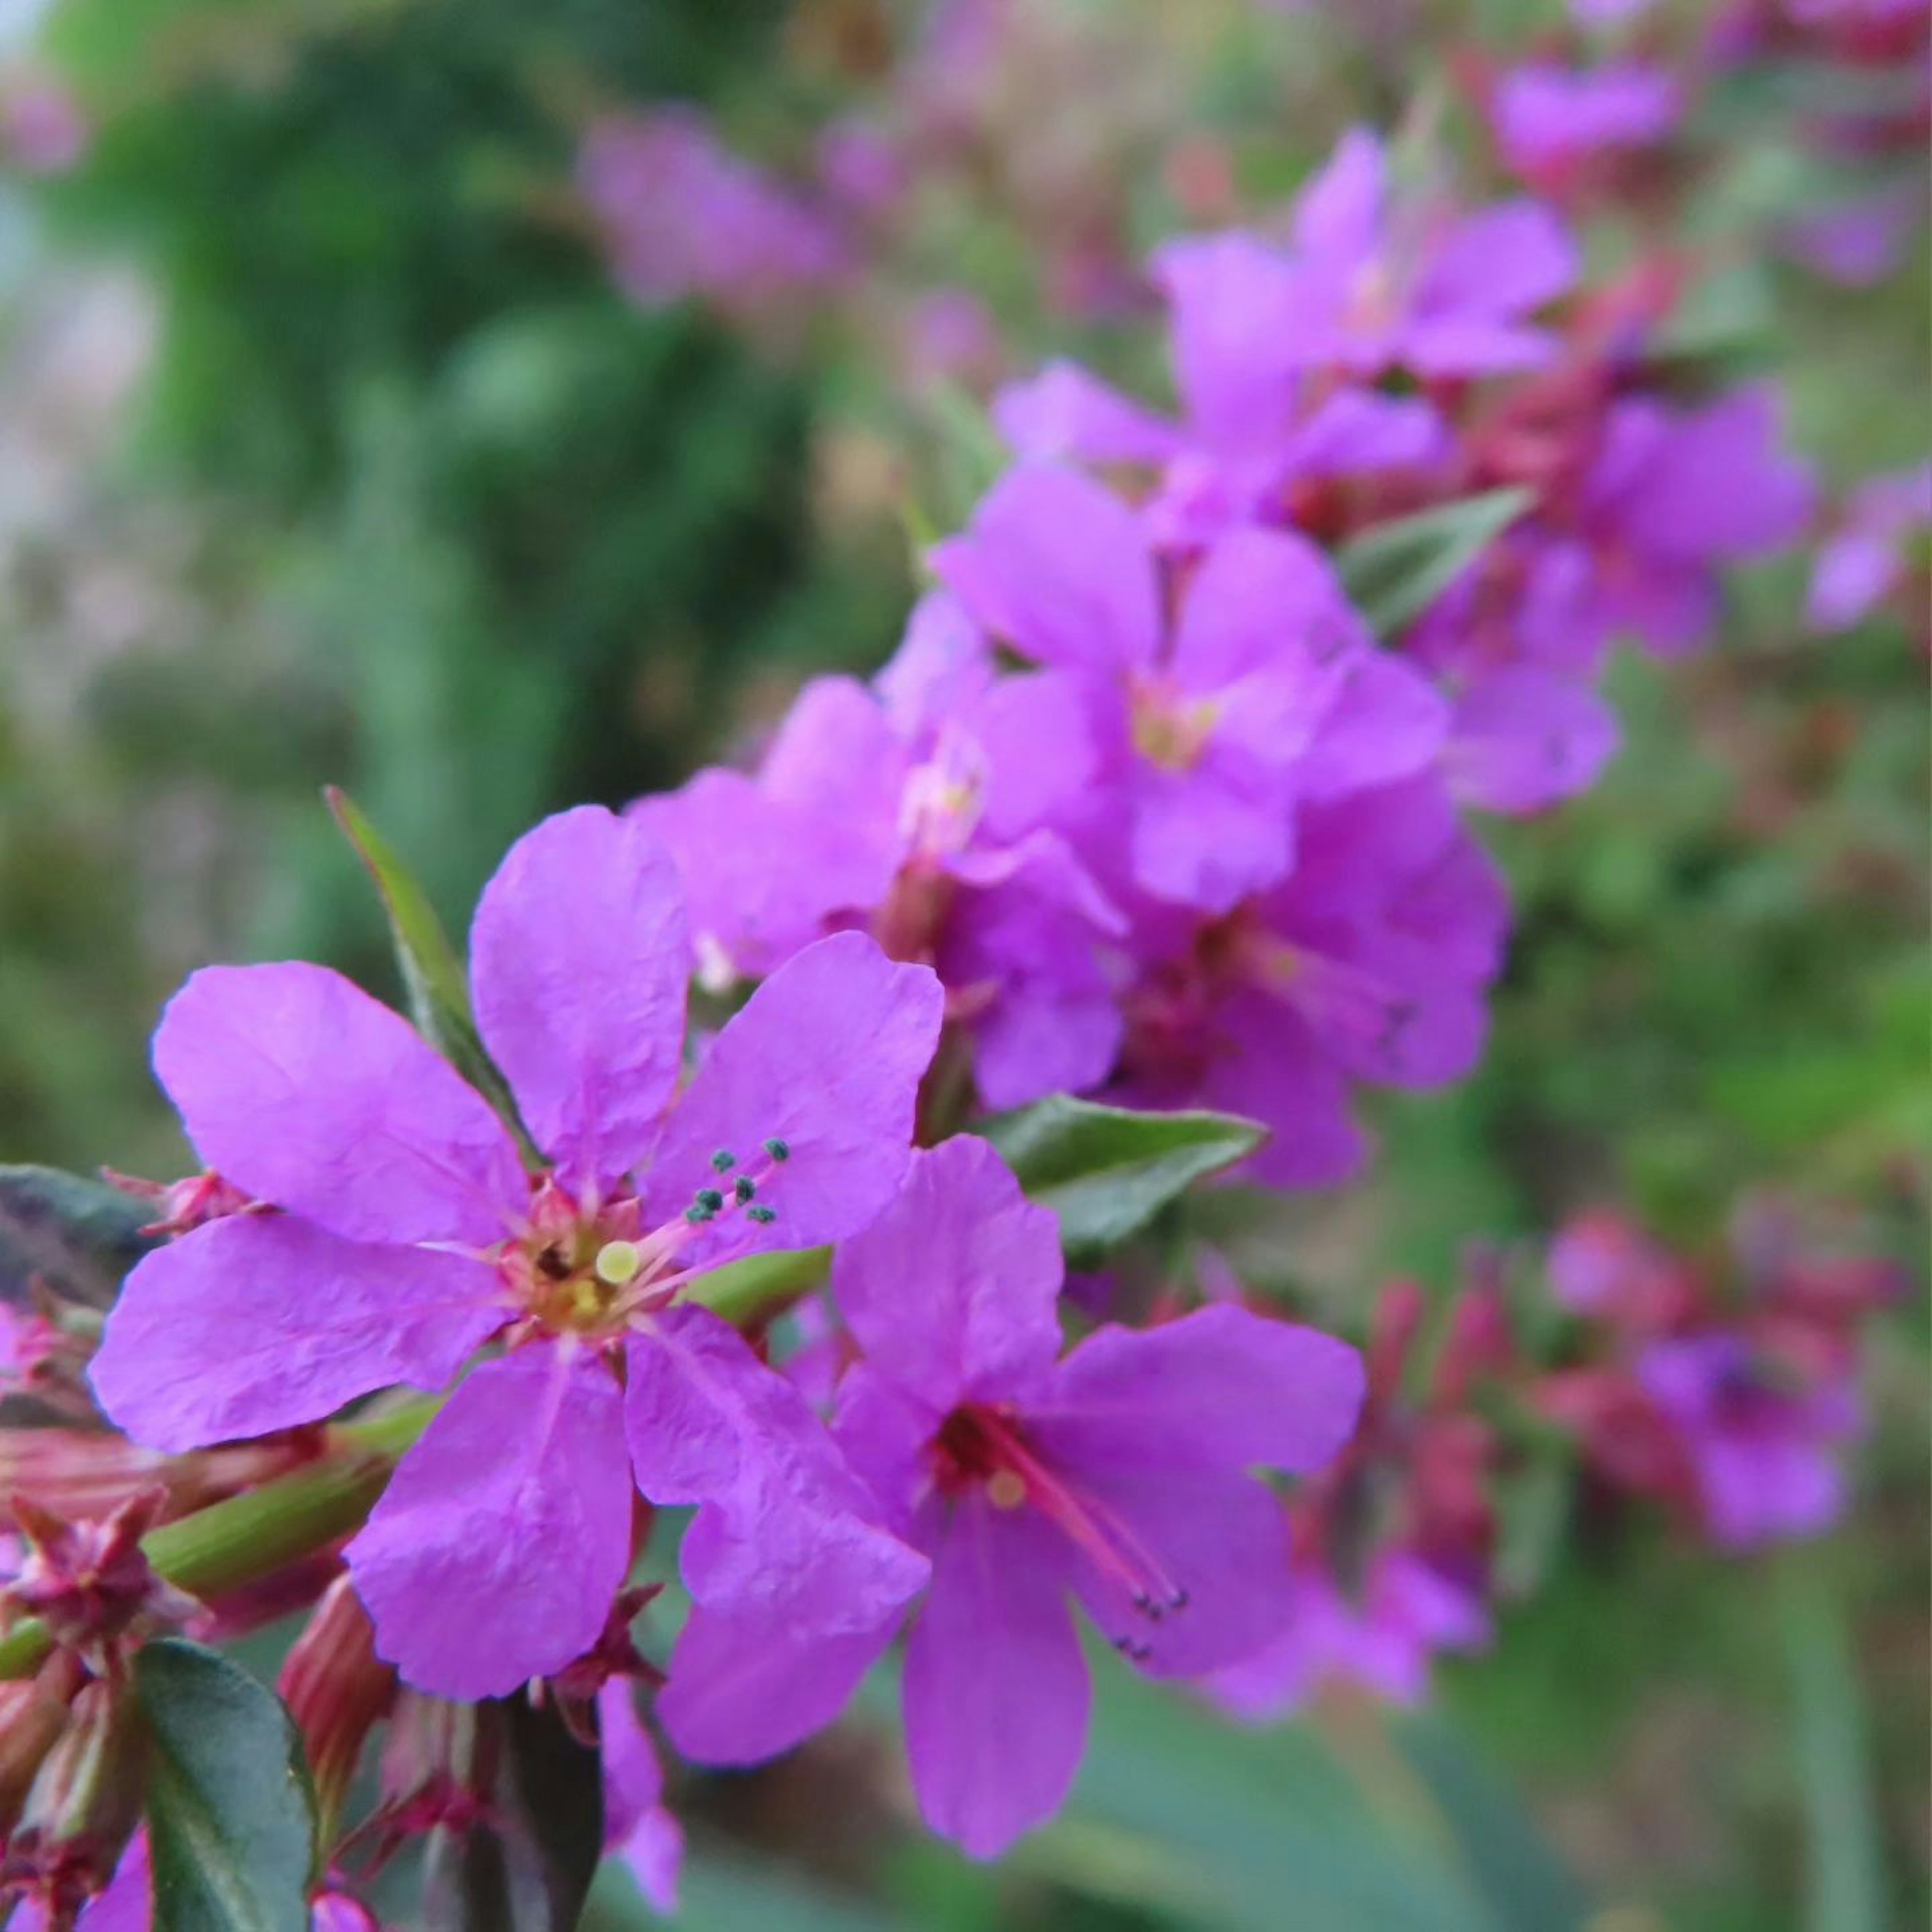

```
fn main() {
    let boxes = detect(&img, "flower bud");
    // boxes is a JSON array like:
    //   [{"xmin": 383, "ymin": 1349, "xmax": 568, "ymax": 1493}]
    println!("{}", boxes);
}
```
[
  {"xmin": 279, "ymin": 1576, "xmax": 396, "ymax": 1845},
  {"xmin": 7, "ymin": 1679, "xmax": 145, "ymax": 1925},
  {"xmin": 0, "ymin": 1650, "xmax": 86, "ymax": 1837}
]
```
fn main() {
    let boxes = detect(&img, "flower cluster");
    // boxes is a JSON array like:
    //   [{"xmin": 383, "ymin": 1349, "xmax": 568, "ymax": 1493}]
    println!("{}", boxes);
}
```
[{"xmin": 1538, "ymin": 1201, "xmax": 1901, "ymax": 1548}]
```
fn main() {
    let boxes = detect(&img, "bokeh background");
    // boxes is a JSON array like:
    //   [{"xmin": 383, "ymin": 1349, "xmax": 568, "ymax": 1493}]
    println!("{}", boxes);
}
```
[{"xmin": 0, "ymin": 2, "xmax": 1924, "ymax": 1928}]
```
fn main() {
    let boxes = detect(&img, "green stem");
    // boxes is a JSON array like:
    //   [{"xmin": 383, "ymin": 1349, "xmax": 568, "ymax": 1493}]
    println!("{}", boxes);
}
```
[
  {"xmin": 0, "ymin": 1397, "xmax": 442, "ymax": 1682},
  {"xmin": 685, "ymin": 1244, "xmax": 830, "ymax": 1327}
]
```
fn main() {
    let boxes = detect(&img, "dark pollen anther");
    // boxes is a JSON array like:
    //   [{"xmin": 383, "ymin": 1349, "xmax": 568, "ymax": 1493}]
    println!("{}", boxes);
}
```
[
  {"xmin": 694, "ymin": 1188, "xmax": 725, "ymax": 1214},
  {"xmin": 746, "ymin": 1204, "xmax": 778, "ymax": 1225},
  {"xmin": 733, "ymin": 1175, "xmax": 756, "ymax": 1204},
  {"xmin": 711, "ymin": 1149, "xmax": 737, "ymax": 1173},
  {"xmin": 762, "ymin": 1137, "xmax": 791, "ymax": 1162}
]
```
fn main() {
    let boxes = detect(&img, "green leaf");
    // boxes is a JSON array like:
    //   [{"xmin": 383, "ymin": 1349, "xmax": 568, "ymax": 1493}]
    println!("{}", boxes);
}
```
[
  {"xmin": 1336, "ymin": 490, "xmax": 1533, "ymax": 640},
  {"xmin": 973, "ymin": 1096, "xmax": 1266, "ymax": 1264},
  {"xmin": 1393, "ymin": 1713, "xmax": 1593, "ymax": 1932},
  {"xmin": 325, "ymin": 786, "xmax": 536, "ymax": 1158},
  {"xmin": 1045, "ymin": 1661, "xmax": 1498, "ymax": 1932},
  {"xmin": 137, "ymin": 1639, "xmax": 317, "ymax": 1932},
  {"xmin": 1780, "ymin": 1562, "xmax": 1888, "ymax": 1932},
  {"xmin": 0, "ymin": 1164, "xmax": 157, "ymax": 1307},
  {"xmin": 421, "ymin": 1697, "xmax": 603, "ymax": 1932}
]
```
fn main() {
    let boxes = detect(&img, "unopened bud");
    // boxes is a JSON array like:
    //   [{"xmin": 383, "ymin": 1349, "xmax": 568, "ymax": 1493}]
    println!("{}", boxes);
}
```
[
  {"xmin": 7, "ymin": 1489, "xmax": 198, "ymax": 1675},
  {"xmin": 279, "ymin": 1575, "xmax": 396, "ymax": 1844},
  {"xmin": 10, "ymin": 1679, "xmax": 145, "ymax": 1920},
  {"xmin": 0, "ymin": 1650, "xmax": 85, "ymax": 1836}
]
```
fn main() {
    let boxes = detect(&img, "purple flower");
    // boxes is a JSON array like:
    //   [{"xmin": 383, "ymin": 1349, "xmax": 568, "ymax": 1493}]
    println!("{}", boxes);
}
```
[
  {"xmin": 1413, "ymin": 385, "xmax": 1814, "ymax": 682},
  {"xmin": 636, "ymin": 593, "xmax": 1125, "ymax": 1109},
  {"xmin": 1636, "ymin": 1336, "xmax": 1862, "ymax": 1550},
  {"xmin": 1112, "ymin": 776, "xmax": 1510, "ymax": 1188},
  {"xmin": 656, "ymin": 1137, "xmax": 1364, "ymax": 1859},
  {"xmin": 1807, "ymin": 464, "xmax": 1932, "ymax": 630},
  {"xmin": 1491, "ymin": 61, "xmax": 1685, "ymax": 185},
  {"xmin": 995, "ymin": 232, "xmax": 1442, "ymax": 547},
  {"xmin": 933, "ymin": 463, "xmax": 1448, "ymax": 913},
  {"xmin": 1781, "ymin": 185, "xmax": 1923, "ymax": 287},
  {"xmin": 1270, "ymin": 128, "xmax": 1580, "ymax": 378},
  {"xmin": 1212, "ymin": 1548, "xmax": 1489, "ymax": 1715},
  {"xmin": 601, "ymin": 1681, "xmax": 684, "ymax": 1915},
  {"xmin": 91, "ymin": 807, "xmax": 940, "ymax": 1697},
  {"xmin": 579, "ymin": 109, "xmax": 850, "ymax": 319},
  {"xmin": 1572, "ymin": 386, "xmax": 1815, "ymax": 654}
]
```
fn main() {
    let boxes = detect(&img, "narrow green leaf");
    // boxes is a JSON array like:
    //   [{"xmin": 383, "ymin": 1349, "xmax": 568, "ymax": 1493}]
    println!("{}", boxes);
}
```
[
  {"xmin": 1780, "ymin": 1562, "xmax": 1888, "ymax": 1932},
  {"xmin": 325, "ymin": 786, "xmax": 536, "ymax": 1156},
  {"xmin": 1393, "ymin": 1713, "xmax": 1593, "ymax": 1932},
  {"xmin": 421, "ymin": 1698, "xmax": 603, "ymax": 1932},
  {"xmin": 0, "ymin": 1164, "xmax": 157, "ymax": 1308},
  {"xmin": 973, "ymin": 1096, "xmax": 1266, "ymax": 1265},
  {"xmin": 1051, "ymin": 1661, "xmax": 1497, "ymax": 1932},
  {"xmin": 1336, "ymin": 489, "xmax": 1533, "ymax": 640},
  {"xmin": 137, "ymin": 1639, "xmax": 317, "ymax": 1932}
]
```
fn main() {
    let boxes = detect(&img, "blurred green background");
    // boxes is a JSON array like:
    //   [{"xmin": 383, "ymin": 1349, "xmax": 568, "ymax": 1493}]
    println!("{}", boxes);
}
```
[{"xmin": 0, "ymin": 1, "xmax": 1923, "ymax": 1927}]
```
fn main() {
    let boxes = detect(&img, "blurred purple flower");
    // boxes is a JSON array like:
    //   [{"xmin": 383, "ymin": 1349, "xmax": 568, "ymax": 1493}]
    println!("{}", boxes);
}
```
[
  {"xmin": 1111, "ymin": 776, "xmax": 1510, "ymax": 1188},
  {"xmin": 1270, "ymin": 128, "xmax": 1580, "ymax": 378},
  {"xmin": 1213, "ymin": 1549, "xmax": 1489, "ymax": 1714},
  {"xmin": 1807, "ymin": 463, "xmax": 1932, "ymax": 629},
  {"xmin": 1491, "ymin": 61, "xmax": 1685, "ymax": 184},
  {"xmin": 933, "ymin": 463, "xmax": 1448, "ymax": 913},
  {"xmin": 579, "ymin": 109, "xmax": 851, "ymax": 317},
  {"xmin": 1637, "ymin": 1336, "xmax": 1862, "ymax": 1549},
  {"xmin": 636, "ymin": 593, "xmax": 1125, "ymax": 1109},
  {"xmin": 997, "ymin": 231, "xmax": 1443, "ymax": 546}
]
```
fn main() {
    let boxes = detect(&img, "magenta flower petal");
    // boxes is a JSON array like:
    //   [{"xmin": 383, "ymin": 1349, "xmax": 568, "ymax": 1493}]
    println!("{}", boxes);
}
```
[
  {"xmin": 1031, "ymin": 1304, "xmax": 1364, "ymax": 1478},
  {"xmin": 1296, "ymin": 652, "xmax": 1451, "ymax": 801},
  {"xmin": 833, "ymin": 1137, "xmax": 1064, "ymax": 1412},
  {"xmin": 633, "ymin": 769, "xmax": 881, "ymax": 984},
  {"xmin": 967, "ymin": 669, "xmax": 1101, "ymax": 841},
  {"xmin": 649, "ymin": 932, "xmax": 942, "ymax": 1257},
  {"xmin": 346, "ymin": 1346, "xmax": 633, "ymax": 1699},
  {"xmin": 1128, "ymin": 758, "xmax": 1295, "ymax": 913},
  {"xmin": 469, "ymin": 806, "xmax": 690, "ymax": 1188},
  {"xmin": 153, "ymin": 963, "xmax": 525, "ymax": 1245},
  {"xmin": 1293, "ymin": 127, "xmax": 1386, "ymax": 261},
  {"xmin": 657, "ymin": 1600, "xmax": 892, "ymax": 1764},
  {"xmin": 760, "ymin": 676, "xmax": 907, "ymax": 842},
  {"xmin": 1419, "ymin": 202, "xmax": 1579, "ymax": 321},
  {"xmin": 1060, "ymin": 1464, "xmax": 1297, "ymax": 1678},
  {"xmin": 993, "ymin": 359, "xmax": 1182, "ymax": 467},
  {"xmin": 1195, "ymin": 990, "xmax": 1369, "ymax": 1189},
  {"xmin": 903, "ymin": 1497, "xmax": 1089, "ymax": 1861},
  {"xmin": 1169, "ymin": 527, "xmax": 1366, "ymax": 695},
  {"xmin": 1446, "ymin": 666, "xmax": 1620, "ymax": 813},
  {"xmin": 931, "ymin": 465, "xmax": 1159, "ymax": 675},
  {"xmin": 91, "ymin": 1214, "xmax": 502, "ymax": 1453},
  {"xmin": 624, "ymin": 1305, "xmax": 929, "ymax": 1632},
  {"xmin": 1148, "ymin": 232, "xmax": 1305, "ymax": 447},
  {"xmin": 600, "ymin": 1680, "xmax": 665, "ymax": 1827}
]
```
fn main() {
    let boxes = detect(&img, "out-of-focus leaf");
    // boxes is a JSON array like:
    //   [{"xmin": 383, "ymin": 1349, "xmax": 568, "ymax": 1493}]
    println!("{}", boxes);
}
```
[
  {"xmin": 137, "ymin": 1638, "xmax": 317, "ymax": 1932},
  {"xmin": 1048, "ymin": 1660, "xmax": 1499, "ymax": 1932},
  {"xmin": 1393, "ymin": 1713, "xmax": 1593, "ymax": 1932},
  {"xmin": 1337, "ymin": 490, "xmax": 1533, "ymax": 640},
  {"xmin": 0, "ymin": 1164, "xmax": 156, "ymax": 1307},
  {"xmin": 1780, "ymin": 1562, "xmax": 1887, "ymax": 1932},
  {"xmin": 421, "ymin": 1697, "xmax": 603, "ymax": 1932},
  {"xmin": 325, "ymin": 786, "xmax": 535, "ymax": 1157},
  {"xmin": 973, "ymin": 1096, "xmax": 1266, "ymax": 1264}
]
